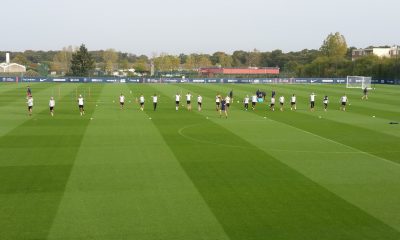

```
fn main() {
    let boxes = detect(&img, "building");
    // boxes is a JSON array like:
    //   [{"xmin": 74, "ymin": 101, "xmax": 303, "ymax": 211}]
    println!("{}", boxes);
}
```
[
  {"xmin": 352, "ymin": 46, "xmax": 400, "ymax": 61},
  {"xmin": 199, "ymin": 67, "xmax": 280, "ymax": 77},
  {"xmin": 0, "ymin": 53, "xmax": 26, "ymax": 73}
]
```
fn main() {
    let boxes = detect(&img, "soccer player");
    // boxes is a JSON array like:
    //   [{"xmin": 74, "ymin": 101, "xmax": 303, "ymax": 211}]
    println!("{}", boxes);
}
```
[
  {"xmin": 272, "ymin": 90, "xmax": 276, "ymax": 98},
  {"xmin": 362, "ymin": 87, "xmax": 368, "ymax": 100},
  {"xmin": 152, "ymin": 93, "xmax": 158, "ymax": 111},
  {"xmin": 175, "ymin": 93, "xmax": 181, "ymax": 111},
  {"xmin": 310, "ymin": 92, "xmax": 316, "ymax": 112},
  {"xmin": 197, "ymin": 95, "xmax": 202, "ymax": 111},
  {"xmin": 340, "ymin": 94, "xmax": 348, "ymax": 111},
  {"xmin": 323, "ymin": 95, "xmax": 329, "ymax": 111},
  {"xmin": 244, "ymin": 95, "xmax": 249, "ymax": 111},
  {"xmin": 225, "ymin": 95, "xmax": 231, "ymax": 109},
  {"xmin": 27, "ymin": 95, "xmax": 33, "ymax": 116},
  {"xmin": 49, "ymin": 97, "xmax": 55, "ymax": 116},
  {"xmin": 251, "ymin": 94, "xmax": 257, "ymax": 110},
  {"xmin": 219, "ymin": 97, "xmax": 228, "ymax": 118},
  {"xmin": 270, "ymin": 96, "xmax": 276, "ymax": 111},
  {"xmin": 27, "ymin": 85, "xmax": 32, "ymax": 97},
  {"xmin": 215, "ymin": 93, "xmax": 221, "ymax": 111},
  {"xmin": 139, "ymin": 94, "xmax": 145, "ymax": 111},
  {"xmin": 78, "ymin": 94, "xmax": 85, "ymax": 116},
  {"xmin": 186, "ymin": 92, "xmax": 192, "ymax": 111},
  {"xmin": 119, "ymin": 93, "xmax": 125, "ymax": 110},
  {"xmin": 279, "ymin": 95, "xmax": 285, "ymax": 111},
  {"xmin": 290, "ymin": 94, "xmax": 297, "ymax": 111}
]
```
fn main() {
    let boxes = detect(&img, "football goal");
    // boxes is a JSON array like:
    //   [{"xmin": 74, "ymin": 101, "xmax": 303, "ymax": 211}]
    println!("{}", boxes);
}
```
[{"xmin": 346, "ymin": 76, "xmax": 372, "ymax": 89}]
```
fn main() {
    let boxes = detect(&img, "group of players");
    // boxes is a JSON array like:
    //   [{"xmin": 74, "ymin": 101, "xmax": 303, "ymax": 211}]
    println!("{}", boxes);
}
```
[{"xmin": 25, "ymin": 86, "xmax": 369, "ymax": 118}]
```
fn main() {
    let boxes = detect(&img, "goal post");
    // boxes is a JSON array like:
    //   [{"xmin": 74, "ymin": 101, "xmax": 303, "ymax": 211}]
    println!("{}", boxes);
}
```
[{"xmin": 346, "ymin": 76, "xmax": 372, "ymax": 89}]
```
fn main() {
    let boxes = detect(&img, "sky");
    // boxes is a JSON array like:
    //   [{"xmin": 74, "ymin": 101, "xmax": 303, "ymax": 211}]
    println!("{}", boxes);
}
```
[{"xmin": 2, "ymin": 0, "xmax": 399, "ymax": 55}]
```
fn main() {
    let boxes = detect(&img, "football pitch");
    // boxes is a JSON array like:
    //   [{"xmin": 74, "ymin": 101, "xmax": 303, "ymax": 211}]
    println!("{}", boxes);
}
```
[{"xmin": 1, "ymin": 82, "xmax": 400, "ymax": 240}]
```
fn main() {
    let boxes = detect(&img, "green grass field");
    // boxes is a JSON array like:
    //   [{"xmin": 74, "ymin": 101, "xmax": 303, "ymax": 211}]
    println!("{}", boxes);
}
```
[{"xmin": 0, "ymin": 82, "xmax": 400, "ymax": 240}]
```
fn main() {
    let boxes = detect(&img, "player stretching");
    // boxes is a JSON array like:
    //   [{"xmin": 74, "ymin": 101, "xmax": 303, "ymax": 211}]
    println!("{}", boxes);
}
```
[
  {"xmin": 290, "ymin": 94, "xmax": 296, "ymax": 111},
  {"xmin": 139, "ymin": 94, "xmax": 145, "ymax": 111},
  {"xmin": 27, "ymin": 95, "xmax": 33, "ymax": 116},
  {"xmin": 244, "ymin": 95, "xmax": 249, "ymax": 111},
  {"xmin": 251, "ymin": 94, "xmax": 257, "ymax": 110},
  {"xmin": 78, "ymin": 94, "xmax": 85, "ymax": 116},
  {"xmin": 175, "ymin": 93, "xmax": 181, "ymax": 111},
  {"xmin": 152, "ymin": 94, "xmax": 158, "ymax": 111},
  {"xmin": 119, "ymin": 93, "xmax": 125, "ymax": 110},
  {"xmin": 215, "ymin": 93, "xmax": 221, "ymax": 111},
  {"xmin": 340, "ymin": 94, "xmax": 348, "ymax": 111},
  {"xmin": 197, "ymin": 95, "xmax": 202, "ymax": 111},
  {"xmin": 323, "ymin": 96, "xmax": 329, "ymax": 111},
  {"xmin": 310, "ymin": 92, "xmax": 316, "ymax": 112},
  {"xmin": 219, "ymin": 97, "xmax": 228, "ymax": 118},
  {"xmin": 270, "ymin": 96, "xmax": 275, "ymax": 111},
  {"xmin": 279, "ymin": 96, "xmax": 285, "ymax": 111},
  {"xmin": 362, "ymin": 87, "xmax": 368, "ymax": 100},
  {"xmin": 49, "ymin": 97, "xmax": 55, "ymax": 116},
  {"xmin": 186, "ymin": 92, "xmax": 192, "ymax": 111}
]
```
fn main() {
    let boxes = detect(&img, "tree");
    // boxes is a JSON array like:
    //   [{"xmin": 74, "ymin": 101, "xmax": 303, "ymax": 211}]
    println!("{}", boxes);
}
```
[
  {"xmin": 153, "ymin": 54, "xmax": 180, "ymax": 72},
  {"xmin": 70, "ymin": 44, "xmax": 95, "ymax": 76},
  {"xmin": 248, "ymin": 49, "xmax": 261, "ymax": 67},
  {"xmin": 196, "ymin": 55, "xmax": 212, "ymax": 68},
  {"xmin": 320, "ymin": 32, "xmax": 348, "ymax": 58},
  {"xmin": 12, "ymin": 53, "xmax": 29, "ymax": 66},
  {"xmin": 52, "ymin": 46, "xmax": 74, "ymax": 75},
  {"xmin": 211, "ymin": 52, "xmax": 233, "ymax": 67},
  {"xmin": 232, "ymin": 50, "xmax": 249, "ymax": 67},
  {"xmin": 103, "ymin": 49, "xmax": 119, "ymax": 74},
  {"xmin": 133, "ymin": 59, "xmax": 149, "ymax": 73}
]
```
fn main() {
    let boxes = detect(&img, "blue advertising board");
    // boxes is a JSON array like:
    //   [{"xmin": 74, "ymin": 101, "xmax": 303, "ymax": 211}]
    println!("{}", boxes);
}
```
[{"xmin": 1, "ymin": 76, "xmax": 399, "ymax": 84}]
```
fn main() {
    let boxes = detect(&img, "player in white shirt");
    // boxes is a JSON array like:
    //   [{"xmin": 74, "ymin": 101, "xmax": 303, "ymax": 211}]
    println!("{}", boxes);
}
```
[
  {"xmin": 270, "ymin": 97, "xmax": 276, "ymax": 111},
  {"xmin": 290, "ymin": 94, "xmax": 297, "ymax": 111},
  {"xmin": 186, "ymin": 92, "xmax": 192, "ymax": 111},
  {"xmin": 27, "ymin": 95, "xmax": 33, "ymax": 116},
  {"xmin": 175, "ymin": 93, "xmax": 181, "ymax": 111},
  {"xmin": 251, "ymin": 95, "xmax": 257, "ymax": 110},
  {"xmin": 279, "ymin": 96, "xmax": 285, "ymax": 111},
  {"xmin": 152, "ymin": 94, "xmax": 158, "ymax": 111},
  {"xmin": 310, "ymin": 93, "xmax": 316, "ymax": 112},
  {"xmin": 244, "ymin": 95, "xmax": 250, "ymax": 111},
  {"xmin": 78, "ymin": 94, "xmax": 85, "ymax": 116},
  {"xmin": 49, "ymin": 97, "xmax": 55, "ymax": 116},
  {"xmin": 215, "ymin": 93, "xmax": 221, "ymax": 111},
  {"xmin": 119, "ymin": 93, "xmax": 125, "ymax": 110},
  {"xmin": 197, "ymin": 95, "xmax": 203, "ymax": 111},
  {"xmin": 323, "ymin": 96, "xmax": 329, "ymax": 111},
  {"xmin": 225, "ymin": 96, "xmax": 231, "ymax": 109},
  {"xmin": 139, "ymin": 94, "xmax": 145, "ymax": 111},
  {"xmin": 340, "ymin": 94, "xmax": 348, "ymax": 111}
]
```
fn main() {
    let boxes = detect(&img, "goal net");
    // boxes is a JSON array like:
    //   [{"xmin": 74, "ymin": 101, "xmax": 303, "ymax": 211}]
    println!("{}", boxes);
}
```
[{"xmin": 346, "ymin": 76, "xmax": 372, "ymax": 89}]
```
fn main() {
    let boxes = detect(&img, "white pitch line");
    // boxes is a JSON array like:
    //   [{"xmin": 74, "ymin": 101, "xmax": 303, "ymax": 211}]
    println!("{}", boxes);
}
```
[
  {"xmin": 266, "ymin": 118, "xmax": 400, "ymax": 167},
  {"xmin": 177, "ymin": 123, "xmax": 400, "ymax": 155}
]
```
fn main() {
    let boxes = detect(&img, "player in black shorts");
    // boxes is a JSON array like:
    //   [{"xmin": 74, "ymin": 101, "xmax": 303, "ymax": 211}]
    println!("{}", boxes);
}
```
[
  {"xmin": 362, "ymin": 87, "xmax": 368, "ymax": 100},
  {"xmin": 215, "ymin": 93, "xmax": 221, "ymax": 111}
]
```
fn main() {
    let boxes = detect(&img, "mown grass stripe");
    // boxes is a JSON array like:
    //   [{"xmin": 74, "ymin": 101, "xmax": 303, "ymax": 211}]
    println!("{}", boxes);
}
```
[{"xmin": 0, "ymin": 84, "xmax": 104, "ymax": 240}]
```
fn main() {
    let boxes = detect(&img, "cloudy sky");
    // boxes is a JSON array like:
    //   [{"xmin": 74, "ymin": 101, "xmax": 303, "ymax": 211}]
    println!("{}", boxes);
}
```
[{"xmin": 2, "ymin": 0, "xmax": 399, "ymax": 54}]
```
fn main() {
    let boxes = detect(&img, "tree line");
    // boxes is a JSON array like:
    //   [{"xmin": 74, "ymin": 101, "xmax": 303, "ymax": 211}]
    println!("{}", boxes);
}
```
[{"xmin": 1, "ymin": 32, "xmax": 399, "ymax": 79}]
